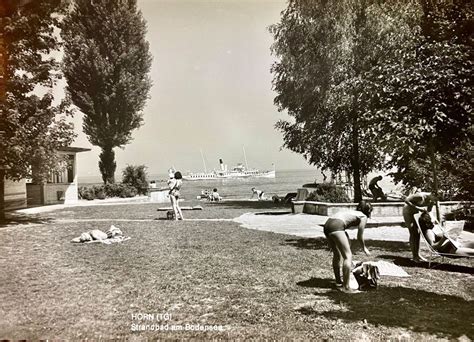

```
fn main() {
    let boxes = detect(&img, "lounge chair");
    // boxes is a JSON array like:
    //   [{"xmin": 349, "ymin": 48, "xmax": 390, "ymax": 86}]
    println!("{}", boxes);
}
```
[{"xmin": 413, "ymin": 213, "xmax": 473, "ymax": 268}]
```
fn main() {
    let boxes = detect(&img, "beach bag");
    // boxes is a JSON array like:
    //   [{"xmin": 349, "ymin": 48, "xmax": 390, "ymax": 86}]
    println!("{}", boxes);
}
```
[
  {"xmin": 167, "ymin": 210, "xmax": 175, "ymax": 220},
  {"xmin": 353, "ymin": 262, "xmax": 380, "ymax": 291}
]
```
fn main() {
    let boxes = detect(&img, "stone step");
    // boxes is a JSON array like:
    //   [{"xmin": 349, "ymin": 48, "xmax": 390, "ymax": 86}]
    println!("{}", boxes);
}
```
[{"xmin": 367, "ymin": 217, "xmax": 405, "ymax": 228}]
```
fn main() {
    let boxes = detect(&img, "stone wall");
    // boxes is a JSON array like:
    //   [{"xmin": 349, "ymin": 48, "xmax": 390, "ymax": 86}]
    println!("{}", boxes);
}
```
[
  {"xmin": 26, "ymin": 184, "xmax": 43, "ymax": 206},
  {"xmin": 149, "ymin": 188, "xmax": 170, "ymax": 203},
  {"xmin": 292, "ymin": 200, "xmax": 470, "ymax": 218},
  {"xmin": 4, "ymin": 178, "xmax": 27, "ymax": 210},
  {"xmin": 27, "ymin": 183, "xmax": 78, "ymax": 205},
  {"xmin": 43, "ymin": 183, "xmax": 78, "ymax": 205}
]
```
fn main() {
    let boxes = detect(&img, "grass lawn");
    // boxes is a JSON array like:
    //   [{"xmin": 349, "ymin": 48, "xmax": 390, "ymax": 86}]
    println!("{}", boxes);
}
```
[{"xmin": 0, "ymin": 201, "xmax": 473, "ymax": 340}]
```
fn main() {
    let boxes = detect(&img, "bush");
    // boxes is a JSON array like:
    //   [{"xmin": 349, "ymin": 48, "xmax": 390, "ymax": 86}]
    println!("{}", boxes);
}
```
[
  {"xmin": 444, "ymin": 205, "xmax": 474, "ymax": 232},
  {"xmin": 92, "ymin": 185, "xmax": 106, "ymax": 199},
  {"xmin": 79, "ymin": 186, "xmax": 95, "ymax": 200},
  {"xmin": 306, "ymin": 183, "xmax": 350, "ymax": 203},
  {"xmin": 78, "ymin": 183, "xmax": 138, "ymax": 200},
  {"xmin": 118, "ymin": 184, "xmax": 137, "ymax": 198},
  {"xmin": 103, "ymin": 183, "xmax": 123, "ymax": 198},
  {"xmin": 122, "ymin": 165, "xmax": 149, "ymax": 195}
]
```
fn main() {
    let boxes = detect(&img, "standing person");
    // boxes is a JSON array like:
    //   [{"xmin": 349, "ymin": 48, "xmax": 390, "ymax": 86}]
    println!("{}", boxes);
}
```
[
  {"xmin": 368, "ymin": 175, "xmax": 386, "ymax": 201},
  {"xmin": 323, "ymin": 200, "xmax": 372, "ymax": 293},
  {"xmin": 168, "ymin": 170, "xmax": 184, "ymax": 220},
  {"xmin": 403, "ymin": 192, "xmax": 437, "ymax": 262},
  {"xmin": 251, "ymin": 187, "xmax": 265, "ymax": 200}
]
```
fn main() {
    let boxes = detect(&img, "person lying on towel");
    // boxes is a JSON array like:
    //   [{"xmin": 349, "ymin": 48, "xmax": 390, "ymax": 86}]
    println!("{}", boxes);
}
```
[{"xmin": 418, "ymin": 212, "xmax": 474, "ymax": 256}]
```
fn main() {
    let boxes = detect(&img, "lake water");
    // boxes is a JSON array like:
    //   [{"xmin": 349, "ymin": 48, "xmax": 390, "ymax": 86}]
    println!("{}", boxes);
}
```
[
  {"xmin": 79, "ymin": 168, "xmax": 400, "ymax": 200},
  {"xmin": 80, "ymin": 169, "xmax": 324, "ymax": 200}
]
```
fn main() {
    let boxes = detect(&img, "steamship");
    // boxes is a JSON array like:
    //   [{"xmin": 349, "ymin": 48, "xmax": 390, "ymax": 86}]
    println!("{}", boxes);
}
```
[{"xmin": 183, "ymin": 159, "xmax": 275, "ymax": 181}]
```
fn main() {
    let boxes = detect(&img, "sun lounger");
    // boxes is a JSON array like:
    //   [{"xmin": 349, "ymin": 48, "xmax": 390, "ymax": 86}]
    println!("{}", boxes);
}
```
[{"xmin": 414, "ymin": 213, "xmax": 473, "ymax": 268}]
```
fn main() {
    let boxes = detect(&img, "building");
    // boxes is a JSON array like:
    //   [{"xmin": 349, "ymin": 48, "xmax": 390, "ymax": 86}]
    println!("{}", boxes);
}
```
[{"xmin": 3, "ymin": 147, "xmax": 90, "ymax": 210}]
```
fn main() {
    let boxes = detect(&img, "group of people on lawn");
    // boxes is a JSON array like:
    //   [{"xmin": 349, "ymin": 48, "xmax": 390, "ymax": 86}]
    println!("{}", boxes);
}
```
[
  {"xmin": 327, "ymin": 191, "xmax": 473, "ymax": 293},
  {"xmin": 163, "ymin": 168, "xmax": 471, "ymax": 293}
]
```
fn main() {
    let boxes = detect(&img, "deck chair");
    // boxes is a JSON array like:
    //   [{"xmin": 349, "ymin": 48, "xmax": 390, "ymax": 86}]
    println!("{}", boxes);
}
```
[{"xmin": 413, "ymin": 213, "xmax": 473, "ymax": 268}]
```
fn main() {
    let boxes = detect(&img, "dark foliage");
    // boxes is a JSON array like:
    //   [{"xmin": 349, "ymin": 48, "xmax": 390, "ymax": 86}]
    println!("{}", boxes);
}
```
[
  {"xmin": 122, "ymin": 165, "xmax": 149, "ymax": 195},
  {"xmin": 362, "ymin": 0, "xmax": 473, "ymax": 199},
  {"xmin": 306, "ymin": 183, "xmax": 350, "ymax": 203},
  {"xmin": 62, "ymin": 0, "xmax": 153, "ymax": 184},
  {"xmin": 1, "ymin": 0, "xmax": 76, "ymax": 182},
  {"xmin": 79, "ymin": 183, "xmax": 138, "ymax": 200}
]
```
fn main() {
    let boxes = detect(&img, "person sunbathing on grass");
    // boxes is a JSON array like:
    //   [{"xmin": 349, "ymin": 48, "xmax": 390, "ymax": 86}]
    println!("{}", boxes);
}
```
[
  {"xmin": 418, "ymin": 212, "xmax": 474, "ymax": 256},
  {"xmin": 323, "ymin": 200, "xmax": 372, "ymax": 294}
]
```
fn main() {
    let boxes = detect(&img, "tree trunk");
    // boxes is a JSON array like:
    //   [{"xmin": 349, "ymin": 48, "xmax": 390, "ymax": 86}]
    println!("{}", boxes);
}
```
[
  {"xmin": 99, "ymin": 147, "xmax": 116, "ymax": 184},
  {"xmin": 0, "ymin": 169, "xmax": 4, "ymax": 222},
  {"xmin": 352, "ymin": 120, "xmax": 362, "ymax": 202},
  {"xmin": 429, "ymin": 149, "xmax": 441, "ymax": 222}
]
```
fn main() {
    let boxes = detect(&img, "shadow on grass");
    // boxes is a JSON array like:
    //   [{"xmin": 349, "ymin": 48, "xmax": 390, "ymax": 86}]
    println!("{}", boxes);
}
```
[
  {"xmin": 363, "ymin": 239, "xmax": 411, "ymax": 252},
  {"xmin": 282, "ymin": 237, "xmax": 329, "ymax": 250},
  {"xmin": 215, "ymin": 200, "xmax": 290, "ymax": 210},
  {"xmin": 0, "ymin": 213, "xmax": 52, "ymax": 227},
  {"xmin": 297, "ymin": 277, "xmax": 334, "ymax": 289},
  {"xmin": 296, "ymin": 277, "xmax": 474, "ymax": 339},
  {"xmin": 283, "ymin": 237, "xmax": 411, "ymax": 254},
  {"xmin": 378, "ymin": 255, "xmax": 474, "ymax": 274}
]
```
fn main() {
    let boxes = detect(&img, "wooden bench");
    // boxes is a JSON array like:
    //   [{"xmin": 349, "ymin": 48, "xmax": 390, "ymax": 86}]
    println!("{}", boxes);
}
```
[{"xmin": 156, "ymin": 206, "xmax": 203, "ymax": 211}]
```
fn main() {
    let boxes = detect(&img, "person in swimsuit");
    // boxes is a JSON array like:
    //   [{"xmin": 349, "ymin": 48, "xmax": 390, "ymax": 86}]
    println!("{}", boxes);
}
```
[
  {"xmin": 251, "ymin": 187, "xmax": 265, "ymax": 200},
  {"xmin": 210, "ymin": 188, "xmax": 222, "ymax": 202},
  {"xmin": 323, "ymin": 200, "xmax": 372, "ymax": 293},
  {"xmin": 402, "ymin": 192, "xmax": 437, "ymax": 261},
  {"xmin": 418, "ymin": 212, "xmax": 474, "ymax": 256},
  {"xmin": 368, "ymin": 175, "xmax": 386, "ymax": 201},
  {"xmin": 168, "ymin": 170, "xmax": 184, "ymax": 220}
]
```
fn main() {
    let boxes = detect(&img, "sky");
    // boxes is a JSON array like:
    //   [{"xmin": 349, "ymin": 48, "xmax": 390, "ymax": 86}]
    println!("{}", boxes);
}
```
[{"xmin": 70, "ymin": 0, "xmax": 315, "ymax": 180}]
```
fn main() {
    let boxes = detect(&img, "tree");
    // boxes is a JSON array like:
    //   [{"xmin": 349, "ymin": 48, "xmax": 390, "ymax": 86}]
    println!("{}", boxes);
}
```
[
  {"xmin": 62, "ymin": 0, "xmax": 152, "ymax": 184},
  {"xmin": 270, "ymin": 0, "xmax": 419, "ymax": 201},
  {"xmin": 0, "ymin": 0, "xmax": 75, "ymax": 221},
  {"xmin": 362, "ymin": 0, "xmax": 473, "ymax": 204},
  {"xmin": 122, "ymin": 164, "xmax": 148, "ymax": 195}
]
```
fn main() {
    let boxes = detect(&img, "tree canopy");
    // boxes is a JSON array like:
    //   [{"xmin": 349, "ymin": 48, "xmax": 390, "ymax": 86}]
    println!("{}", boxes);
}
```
[
  {"xmin": 270, "ymin": 0, "xmax": 420, "ymax": 201},
  {"xmin": 62, "ymin": 0, "xmax": 152, "ymax": 184},
  {"xmin": 361, "ymin": 0, "xmax": 473, "ymax": 199},
  {"xmin": 1, "ymin": 0, "xmax": 75, "ymax": 183},
  {"xmin": 271, "ymin": 0, "xmax": 472, "ymax": 201}
]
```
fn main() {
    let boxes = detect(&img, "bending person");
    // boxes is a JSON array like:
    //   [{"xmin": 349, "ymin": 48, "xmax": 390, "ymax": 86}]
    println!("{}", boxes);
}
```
[
  {"xmin": 323, "ymin": 200, "xmax": 372, "ymax": 293},
  {"xmin": 418, "ymin": 212, "xmax": 474, "ymax": 256},
  {"xmin": 251, "ymin": 187, "xmax": 265, "ymax": 200},
  {"xmin": 402, "ymin": 192, "xmax": 437, "ymax": 262},
  {"xmin": 368, "ymin": 175, "xmax": 386, "ymax": 201},
  {"xmin": 168, "ymin": 170, "xmax": 184, "ymax": 220}
]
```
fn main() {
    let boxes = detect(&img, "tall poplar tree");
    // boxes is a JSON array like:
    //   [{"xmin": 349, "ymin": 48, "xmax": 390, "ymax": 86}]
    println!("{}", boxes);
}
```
[{"xmin": 62, "ymin": 0, "xmax": 152, "ymax": 184}]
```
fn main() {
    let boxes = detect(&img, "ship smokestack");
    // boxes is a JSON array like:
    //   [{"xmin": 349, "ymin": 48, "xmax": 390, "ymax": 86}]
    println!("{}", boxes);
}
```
[{"xmin": 219, "ymin": 159, "xmax": 225, "ymax": 171}]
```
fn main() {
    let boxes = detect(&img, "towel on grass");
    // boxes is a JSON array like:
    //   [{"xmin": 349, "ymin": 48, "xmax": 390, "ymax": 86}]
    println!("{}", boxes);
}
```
[
  {"xmin": 353, "ymin": 260, "xmax": 410, "ymax": 277},
  {"xmin": 71, "ymin": 225, "xmax": 130, "ymax": 244}
]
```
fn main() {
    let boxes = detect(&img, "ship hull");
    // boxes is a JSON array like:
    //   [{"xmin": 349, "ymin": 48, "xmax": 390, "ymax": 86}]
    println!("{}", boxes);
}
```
[{"xmin": 183, "ymin": 170, "xmax": 275, "ymax": 181}]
